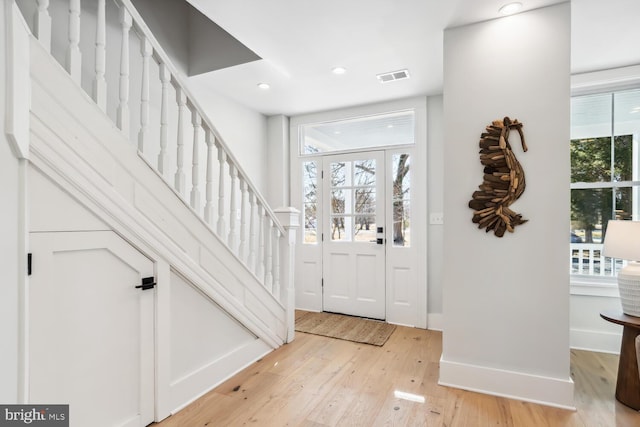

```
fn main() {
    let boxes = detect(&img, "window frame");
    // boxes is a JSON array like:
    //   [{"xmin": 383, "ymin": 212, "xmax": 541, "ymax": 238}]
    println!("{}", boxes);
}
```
[{"xmin": 570, "ymin": 66, "xmax": 640, "ymax": 296}]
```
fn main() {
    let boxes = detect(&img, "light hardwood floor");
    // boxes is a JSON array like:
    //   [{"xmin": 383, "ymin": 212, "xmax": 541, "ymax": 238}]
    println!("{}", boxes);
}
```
[{"xmin": 153, "ymin": 322, "xmax": 640, "ymax": 426}]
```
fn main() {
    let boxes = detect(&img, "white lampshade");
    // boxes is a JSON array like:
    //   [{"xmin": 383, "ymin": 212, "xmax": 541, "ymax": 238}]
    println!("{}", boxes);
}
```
[{"xmin": 602, "ymin": 220, "xmax": 640, "ymax": 261}]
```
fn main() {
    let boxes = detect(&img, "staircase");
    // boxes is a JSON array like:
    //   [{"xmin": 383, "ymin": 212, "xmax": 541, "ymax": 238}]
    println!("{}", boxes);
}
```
[{"xmin": 9, "ymin": 0, "xmax": 297, "ymax": 421}]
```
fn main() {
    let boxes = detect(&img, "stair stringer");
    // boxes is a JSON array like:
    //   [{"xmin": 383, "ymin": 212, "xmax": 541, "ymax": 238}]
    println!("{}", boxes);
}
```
[{"xmin": 27, "ymin": 34, "xmax": 287, "ymax": 351}]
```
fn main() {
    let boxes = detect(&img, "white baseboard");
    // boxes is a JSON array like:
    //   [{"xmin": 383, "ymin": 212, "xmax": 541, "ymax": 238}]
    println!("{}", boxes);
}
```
[
  {"xmin": 570, "ymin": 328, "xmax": 621, "ymax": 354},
  {"xmin": 439, "ymin": 357, "xmax": 575, "ymax": 410},
  {"xmin": 168, "ymin": 339, "xmax": 272, "ymax": 416}
]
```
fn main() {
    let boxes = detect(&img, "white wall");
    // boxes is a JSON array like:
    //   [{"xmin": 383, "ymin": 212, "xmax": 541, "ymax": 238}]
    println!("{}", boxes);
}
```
[
  {"xmin": 570, "ymin": 290, "xmax": 622, "ymax": 353},
  {"xmin": 440, "ymin": 3, "xmax": 574, "ymax": 408},
  {"xmin": 426, "ymin": 95, "xmax": 444, "ymax": 327},
  {"xmin": 0, "ymin": 1, "xmax": 19, "ymax": 403},
  {"xmin": 0, "ymin": 0, "xmax": 29, "ymax": 403}
]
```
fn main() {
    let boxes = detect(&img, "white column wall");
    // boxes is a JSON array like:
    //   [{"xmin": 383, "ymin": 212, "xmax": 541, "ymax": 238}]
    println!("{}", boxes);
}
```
[
  {"xmin": 0, "ymin": 0, "xmax": 23, "ymax": 403},
  {"xmin": 440, "ymin": 3, "xmax": 574, "ymax": 408},
  {"xmin": 266, "ymin": 114, "xmax": 290, "ymax": 208},
  {"xmin": 426, "ymin": 95, "xmax": 444, "ymax": 329}
]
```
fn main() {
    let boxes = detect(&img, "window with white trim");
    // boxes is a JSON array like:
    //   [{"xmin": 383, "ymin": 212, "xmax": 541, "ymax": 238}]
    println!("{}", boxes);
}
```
[{"xmin": 571, "ymin": 88, "xmax": 640, "ymax": 277}]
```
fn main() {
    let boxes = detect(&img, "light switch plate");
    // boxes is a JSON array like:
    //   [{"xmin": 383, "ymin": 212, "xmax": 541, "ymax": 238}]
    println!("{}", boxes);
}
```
[{"xmin": 430, "ymin": 212, "xmax": 444, "ymax": 225}]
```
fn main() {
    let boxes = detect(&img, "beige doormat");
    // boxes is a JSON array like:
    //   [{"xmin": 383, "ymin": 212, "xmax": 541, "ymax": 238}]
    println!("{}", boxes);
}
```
[{"xmin": 295, "ymin": 311, "xmax": 396, "ymax": 346}]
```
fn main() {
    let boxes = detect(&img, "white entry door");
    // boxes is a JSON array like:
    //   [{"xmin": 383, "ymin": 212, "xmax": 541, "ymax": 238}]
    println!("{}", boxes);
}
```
[
  {"xmin": 322, "ymin": 151, "xmax": 386, "ymax": 319},
  {"xmin": 29, "ymin": 231, "xmax": 155, "ymax": 427}
]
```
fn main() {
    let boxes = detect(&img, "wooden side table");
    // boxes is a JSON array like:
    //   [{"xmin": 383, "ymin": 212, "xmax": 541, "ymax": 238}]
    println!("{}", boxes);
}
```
[{"xmin": 600, "ymin": 309, "xmax": 640, "ymax": 410}]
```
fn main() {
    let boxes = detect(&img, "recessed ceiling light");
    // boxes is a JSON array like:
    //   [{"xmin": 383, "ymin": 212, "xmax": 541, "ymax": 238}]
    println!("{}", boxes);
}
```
[
  {"xmin": 332, "ymin": 67, "xmax": 347, "ymax": 75},
  {"xmin": 257, "ymin": 82, "xmax": 270, "ymax": 90},
  {"xmin": 499, "ymin": 2, "xmax": 523, "ymax": 15}
]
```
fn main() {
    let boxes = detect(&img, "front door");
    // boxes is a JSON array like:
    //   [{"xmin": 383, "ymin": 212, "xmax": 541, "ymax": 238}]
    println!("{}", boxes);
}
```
[
  {"xmin": 322, "ymin": 151, "xmax": 386, "ymax": 319},
  {"xmin": 29, "ymin": 231, "xmax": 155, "ymax": 427}
]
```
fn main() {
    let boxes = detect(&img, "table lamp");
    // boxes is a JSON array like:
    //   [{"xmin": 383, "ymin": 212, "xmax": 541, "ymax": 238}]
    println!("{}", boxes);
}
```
[{"xmin": 603, "ymin": 220, "xmax": 640, "ymax": 317}]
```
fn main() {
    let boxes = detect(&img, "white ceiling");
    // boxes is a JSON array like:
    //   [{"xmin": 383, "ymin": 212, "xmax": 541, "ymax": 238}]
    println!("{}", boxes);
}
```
[{"xmin": 184, "ymin": 0, "xmax": 640, "ymax": 117}]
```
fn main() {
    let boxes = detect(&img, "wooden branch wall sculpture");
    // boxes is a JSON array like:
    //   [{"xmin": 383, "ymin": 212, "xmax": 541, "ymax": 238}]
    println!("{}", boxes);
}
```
[{"xmin": 469, "ymin": 117, "xmax": 528, "ymax": 237}]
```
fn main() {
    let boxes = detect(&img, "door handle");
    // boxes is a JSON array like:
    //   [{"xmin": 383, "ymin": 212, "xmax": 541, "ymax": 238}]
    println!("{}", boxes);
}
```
[{"xmin": 136, "ymin": 276, "xmax": 156, "ymax": 291}]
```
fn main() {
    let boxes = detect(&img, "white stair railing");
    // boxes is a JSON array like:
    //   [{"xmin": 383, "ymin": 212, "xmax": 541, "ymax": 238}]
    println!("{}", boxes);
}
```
[{"xmin": 22, "ymin": 0, "xmax": 293, "ymax": 308}]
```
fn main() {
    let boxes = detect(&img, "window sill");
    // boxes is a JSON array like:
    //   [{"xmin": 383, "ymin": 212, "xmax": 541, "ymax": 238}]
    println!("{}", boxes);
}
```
[{"xmin": 570, "ymin": 276, "xmax": 619, "ymax": 297}]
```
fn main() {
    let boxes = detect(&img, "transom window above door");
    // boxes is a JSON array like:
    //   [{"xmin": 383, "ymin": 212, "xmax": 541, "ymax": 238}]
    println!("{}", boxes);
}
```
[{"xmin": 299, "ymin": 110, "xmax": 415, "ymax": 155}]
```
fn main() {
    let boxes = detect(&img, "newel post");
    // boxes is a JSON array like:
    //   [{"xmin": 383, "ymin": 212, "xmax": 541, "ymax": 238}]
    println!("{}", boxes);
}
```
[{"xmin": 274, "ymin": 207, "xmax": 300, "ymax": 343}]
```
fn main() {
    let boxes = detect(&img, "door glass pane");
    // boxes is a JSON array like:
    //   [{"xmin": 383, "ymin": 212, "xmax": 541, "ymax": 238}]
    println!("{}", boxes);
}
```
[
  {"xmin": 303, "ymin": 161, "xmax": 318, "ymax": 244},
  {"xmin": 354, "ymin": 160, "xmax": 376, "ymax": 186},
  {"xmin": 331, "ymin": 189, "xmax": 348, "ymax": 214},
  {"xmin": 331, "ymin": 162, "xmax": 348, "ymax": 187},
  {"xmin": 330, "ymin": 216, "xmax": 351, "ymax": 241},
  {"xmin": 355, "ymin": 189, "xmax": 375, "ymax": 214},
  {"xmin": 392, "ymin": 154, "xmax": 411, "ymax": 247},
  {"xmin": 355, "ymin": 215, "xmax": 376, "ymax": 242}
]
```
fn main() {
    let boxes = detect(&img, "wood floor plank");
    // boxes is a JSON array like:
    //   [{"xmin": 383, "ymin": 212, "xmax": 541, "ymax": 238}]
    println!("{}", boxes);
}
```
[
  {"xmin": 245, "ymin": 342, "xmax": 359, "ymax": 425},
  {"xmin": 153, "ymin": 325, "xmax": 640, "ymax": 427},
  {"xmin": 304, "ymin": 344, "xmax": 382, "ymax": 425}
]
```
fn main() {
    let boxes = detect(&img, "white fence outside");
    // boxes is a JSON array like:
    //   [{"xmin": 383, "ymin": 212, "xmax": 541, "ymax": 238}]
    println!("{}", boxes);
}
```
[{"xmin": 571, "ymin": 243, "xmax": 626, "ymax": 277}]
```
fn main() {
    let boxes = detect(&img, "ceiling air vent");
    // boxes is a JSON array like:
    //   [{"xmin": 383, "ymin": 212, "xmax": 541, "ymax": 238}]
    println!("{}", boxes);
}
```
[{"xmin": 376, "ymin": 69, "xmax": 410, "ymax": 83}]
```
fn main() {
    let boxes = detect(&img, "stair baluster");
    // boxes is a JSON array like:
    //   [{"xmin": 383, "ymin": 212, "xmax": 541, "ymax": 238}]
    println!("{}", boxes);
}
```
[
  {"xmin": 34, "ymin": 0, "xmax": 51, "ymax": 52},
  {"xmin": 93, "ymin": 0, "xmax": 106, "ymax": 111},
  {"xmin": 138, "ymin": 37, "xmax": 152, "ymax": 153},
  {"xmin": 116, "ymin": 6, "xmax": 131, "ymax": 135},
  {"xmin": 238, "ymin": 179, "xmax": 248, "ymax": 262},
  {"xmin": 216, "ymin": 144, "xmax": 227, "ymax": 237},
  {"xmin": 175, "ymin": 88, "xmax": 187, "ymax": 195},
  {"xmin": 190, "ymin": 111, "xmax": 202, "ymax": 211},
  {"xmin": 248, "ymin": 192, "xmax": 257, "ymax": 269},
  {"xmin": 66, "ymin": 0, "xmax": 81, "ymax": 84},
  {"xmin": 204, "ymin": 129, "xmax": 215, "ymax": 225},
  {"xmin": 256, "ymin": 204, "xmax": 265, "ymax": 279},
  {"xmin": 157, "ymin": 63, "xmax": 171, "ymax": 174},
  {"xmin": 273, "ymin": 228, "xmax": 281, "ymax": 297},
  {"xmin": 228, "ymin": 162, "xmax": 238, "ymax": 251},
  {"xmin": 265, "ymin": 216, "xmax": 273, "ymax": 291}
]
